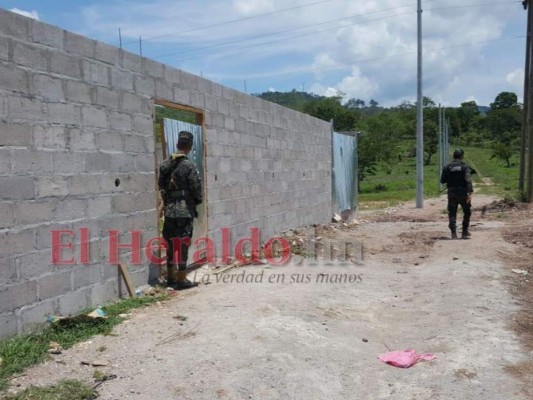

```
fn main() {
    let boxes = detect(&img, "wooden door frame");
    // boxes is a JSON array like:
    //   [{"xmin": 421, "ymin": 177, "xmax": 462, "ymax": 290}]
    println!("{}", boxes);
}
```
[{"xmin": 152, "ymin": 99, "xmax": 209, "ymax": 272}]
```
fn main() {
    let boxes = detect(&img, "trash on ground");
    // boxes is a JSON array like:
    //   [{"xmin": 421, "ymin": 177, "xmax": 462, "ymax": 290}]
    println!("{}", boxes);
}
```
[
  {"xmin": 91, "ymin": 359, "xmax": 110, "ymax": 367},
  {"xmin": 47, "ymin": 308, "xmax": 107, "ymax": 327},
  {"xmin": 47, "ymin": 341, "xmax": 63, "ymax": 355},
  {"xmin": 87, "ymin": 308, "xmax": 106, "ymax": 319},
  {"xmin": 378, "ymin": 349, "xmax": 436, "ymax": 368},
  {"xmin": 512, "ymin": 269, "xmax": 529, "ymax": 275}
]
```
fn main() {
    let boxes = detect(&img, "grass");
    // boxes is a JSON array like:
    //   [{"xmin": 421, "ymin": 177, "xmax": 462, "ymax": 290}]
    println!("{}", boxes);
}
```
[
  {"xmin": 462, "ymin": 145, "xmax": 520, "ymax": 196},
  {"xmin": 358, "ymin": 143, "xmax": 521, "ymax": 204},
  {"xmin": 0, "ymin": 379, "xmax": 97, "ymax": 400},
  {"xmin": 0, "ymin": 294, "xmax": 169, "ymax": 392},
  {"xmin": 359, "ymin": 159, "xmax": 442, "ymax": 203}
]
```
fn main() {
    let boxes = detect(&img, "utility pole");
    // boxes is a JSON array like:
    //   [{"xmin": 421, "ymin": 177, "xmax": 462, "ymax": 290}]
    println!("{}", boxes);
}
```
[
  {"xmin": 438, "ymin": 104, "xmax": 442, "ymax": 190},
  {"xmin": 526, "ymin": 0, "xmax": 533, "ymax": 202},
  {"xmin": 442, "ymin": 115, "xmax": 450, "ymax": 163},
  {"xmin": 416, "ymin": 0, "xmax": 424, "ymax": 208},
  {"xmin": 443, "ymin": 108, "xmax": 448, "ymax": 164},
  {"xmin": 519, "ymin": 1, "xmax": 530, "ymax": 193}
]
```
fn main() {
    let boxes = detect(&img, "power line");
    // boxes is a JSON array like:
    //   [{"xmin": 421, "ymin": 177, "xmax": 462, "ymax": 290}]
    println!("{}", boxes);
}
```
[
  {"xmin": 428, "ymin": 0, "xmax": 521, "ymax": 11},
  {"xmin": 155, "ymin": 10, "xmax": 415, "ymax": 61},
  {"xmin": 217, "ymin": 35, "xmax": 525, "ymax": 83},
  {"xmin": 151, "ymin": 0, "xmax": 521, "ymax": 63},
  {"xmin": 122, "ymin": 0, "xmax": 338, "ymax": 45}
]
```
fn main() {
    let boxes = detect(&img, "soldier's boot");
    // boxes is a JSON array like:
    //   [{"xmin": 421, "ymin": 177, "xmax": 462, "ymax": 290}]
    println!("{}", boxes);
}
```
[
  {"xmin": 173, "ymin": 268, "xmax": 199, "ymax": 290},
  {"xmin": 451, "ymin": 229, "xmax": 458, "ymax": 240},
  {"xmin": 462, "ymin": 225, "xmax": 470, "ymax": 240},
  {"xmin": 166, "ymin": 264, "xmax": 178, "ymax": 288}
]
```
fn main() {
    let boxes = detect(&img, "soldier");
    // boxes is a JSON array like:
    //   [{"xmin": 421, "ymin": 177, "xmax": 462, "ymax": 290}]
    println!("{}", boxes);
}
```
[
  {"xmin": 158, "ymin": 131, "xmax": 203, "ymax": 289},
  {"xmin": 440, "ymin": 148, "xmax": 473, "ymax": 240}
]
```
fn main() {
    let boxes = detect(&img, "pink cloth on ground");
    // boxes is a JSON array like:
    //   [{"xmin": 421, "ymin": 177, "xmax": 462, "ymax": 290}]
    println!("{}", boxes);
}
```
[{"xmin": 378, "ymin": 350, "xmax": 436, "ymax": 368}]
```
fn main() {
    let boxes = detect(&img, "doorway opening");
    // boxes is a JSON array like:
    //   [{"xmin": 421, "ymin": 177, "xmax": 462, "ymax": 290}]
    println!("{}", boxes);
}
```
[{"xmin": 153, "ymin": 100, "xmax": 208, "ymax": 278}]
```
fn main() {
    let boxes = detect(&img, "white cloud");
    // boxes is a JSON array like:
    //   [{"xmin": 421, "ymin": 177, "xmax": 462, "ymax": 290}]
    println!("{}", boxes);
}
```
[
  {"xmin": 9, "ymin": 8, "xmax": 39, "ymax": 20},
  {"xmin": 463, "ymin": 95, "xmax": 479, "ymax": 104},
  {"xmin": 72, "ymin": 0, "xmax": 526, "ymax": 106},
  {"xmin": 316, "ymin": 66, "xmax": 378, "ymax": 101},
  {"xmin": 506, "ymin": 68, "xmax": 524, "ymax": 91},
  {"xmin": 233, "ymin": 0, "xmax": 274, "ymax": 15}
]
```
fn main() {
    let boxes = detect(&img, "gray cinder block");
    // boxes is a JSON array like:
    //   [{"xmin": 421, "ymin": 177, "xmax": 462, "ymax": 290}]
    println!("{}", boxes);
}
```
[
  {"xmin": 17, "ymin": 298, "xmax": 58, "ymax": 333},
  {"xmin": 36, "ymin": 176, "xmax": 69, "ymax": 197},
  {"xmin": 0, "ymin": 66, "xmax": 29, "ymax": 98},
  {"xmin": 12, "ymin": 41, "xmax": 48, "ymax": 71},
  {"xmin": 37, "ymin": 272, "xmax": 72, "ymax": 300},
  {"xmin": 47, "ymin": 102, "xmax": 80, "ymax": 125},
  {"xmin": 0, "ymin": 280, "xmax": 38, "ymax": 313},
  {"xmin": 58, "ymin": 287, "xmax": 90, "ymax": 316},
  {"xmin": 82, "ymin": 60, "xmax": 109, "ymax": 86},
  {"xmin": 50, "ymin": 51, "xmax": 82, "ymax": 79},
  {"xmin": 0, "ymin": 121, "xmax": 32, "ymax": 147},
  {"xmin": 82, "ymin": 106, "xmax": 109, "ymax": 128},
  {"xmin": 0, "ymin": 176, "xmax": 35, "ymax": 200},
  {"xmin": 95, "ymin": 86, "xmax": 120, "ymax": 109},
  {"xmin": 31, "ymin": 73, "xmax": 65, "ymax": 102},
  {"xmin": 64, "ymin": 31, "xmax": 95, "ymax": 59},
  {"xmin": 14, "ymin": 201, "xmax": 55, "ymax": 225},
  {"xmin": 32, "ymin": 22, "xmax": 64, "ymax": 49},
  {"xmin": 0, "ymin": 312, "xmax": 18, "ymax": 338}
]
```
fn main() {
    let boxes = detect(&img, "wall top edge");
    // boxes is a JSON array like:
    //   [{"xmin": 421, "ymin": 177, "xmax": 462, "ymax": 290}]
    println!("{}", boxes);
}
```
[{"xmin": 0, "ymin": 7, "xmax": 332, "ymax": 129}]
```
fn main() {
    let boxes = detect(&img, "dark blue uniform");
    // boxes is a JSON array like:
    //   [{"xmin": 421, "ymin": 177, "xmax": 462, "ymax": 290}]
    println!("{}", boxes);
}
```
[{"xmin": 440, "ymin": 160, "xmax": 473, "ymax": 238}]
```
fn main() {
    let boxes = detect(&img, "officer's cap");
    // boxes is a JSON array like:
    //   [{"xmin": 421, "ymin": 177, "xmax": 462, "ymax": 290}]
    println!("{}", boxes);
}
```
[{"xmin": 453, "ymin": 148, "xmax": 464, "ymax": 159}]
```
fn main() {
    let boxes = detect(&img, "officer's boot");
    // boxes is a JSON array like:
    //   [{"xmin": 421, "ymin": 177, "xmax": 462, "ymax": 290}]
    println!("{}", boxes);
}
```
[
  {"xmin": 462, "ymin": 223, "xmax": 470, "ymax": 239},
  {"xmin": 449, "ymin": 220, "xmax": 457, "ymax": 239},
  {"xmin": 174, "ymin": 267, "xmax": 199, "ymax": 290}
]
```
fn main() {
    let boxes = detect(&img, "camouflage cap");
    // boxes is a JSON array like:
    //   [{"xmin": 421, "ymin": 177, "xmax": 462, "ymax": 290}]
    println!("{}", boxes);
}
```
[{"xmin": 177, "ymin": 131, "xmax": 193, "ymax": 147}]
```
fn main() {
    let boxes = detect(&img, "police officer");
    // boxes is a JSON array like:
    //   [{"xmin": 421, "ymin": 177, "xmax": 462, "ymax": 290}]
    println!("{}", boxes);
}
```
[
  {"xmin": 158, "ymin": 131, "xmax": 203, "ymax": 289},
  {"xmin": 440, "ymin": 148, "xmax": 473, "ymax": 239}
]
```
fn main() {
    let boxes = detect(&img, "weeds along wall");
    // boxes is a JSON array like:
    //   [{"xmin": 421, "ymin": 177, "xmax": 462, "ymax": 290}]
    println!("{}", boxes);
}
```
[{"xmin": 0, "ymin": 8, "xmax": 332, "ymax": 337}]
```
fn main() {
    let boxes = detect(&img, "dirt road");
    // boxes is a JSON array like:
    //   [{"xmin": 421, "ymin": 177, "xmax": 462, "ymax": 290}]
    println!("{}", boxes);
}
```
[{"xmin": 7, "ymin": 195, "xmax": 533, "ymax": 399}]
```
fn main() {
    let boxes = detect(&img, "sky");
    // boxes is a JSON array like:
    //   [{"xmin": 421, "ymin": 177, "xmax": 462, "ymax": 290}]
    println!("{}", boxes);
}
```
[{"xmin": 0, "ymin": 0, "xmax": 528, "ymax": 107}]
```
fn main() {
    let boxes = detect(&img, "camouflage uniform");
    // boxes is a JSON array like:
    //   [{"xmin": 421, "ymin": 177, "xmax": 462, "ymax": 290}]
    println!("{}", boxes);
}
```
[
  {"xmin": 159, "ymin": 141, "xmax": 202, "ymax": 283},
  {"xmin": 440, "ymin": 155, "xmax": 473, "ymax": 239}
]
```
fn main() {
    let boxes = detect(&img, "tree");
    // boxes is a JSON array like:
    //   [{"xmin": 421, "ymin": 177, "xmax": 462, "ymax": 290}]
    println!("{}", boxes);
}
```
[
  {"xmin": 303, "ymin": 96, "xmax": 361, "ymax": 131},
  {"xmin": 357, "ymin": 113, "xmax": 401, "ymax": 185},
  {"xmin": 423, "ymin": 120, "xmax": 439, "ymax": 165},
  {"xmin": 491, "ymin": 142, "xmax": 514, "ymax": 167},
  {"xmin": 457, "ymin": 100, "xmax": 481, "ymax": 135},
  {"xmin": 490, "ymin": 91, "xmax": 518, "ymax": 110},
  {"xmin": 423, "ymin": 96, "xmax": 436, "ymax": 108},
  {"xmin": 345, "ymin": 98, "xmax": 365, "ymax": 109},
  {"xmin": 369, "ymin": 99, "xmax": 379, "ymax": 107}
]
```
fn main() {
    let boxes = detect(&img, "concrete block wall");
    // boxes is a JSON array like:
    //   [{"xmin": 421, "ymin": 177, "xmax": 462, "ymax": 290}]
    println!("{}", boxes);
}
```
[{"xmin": 0, "ymin": 8, "xmax": 332, "ymax": 337}]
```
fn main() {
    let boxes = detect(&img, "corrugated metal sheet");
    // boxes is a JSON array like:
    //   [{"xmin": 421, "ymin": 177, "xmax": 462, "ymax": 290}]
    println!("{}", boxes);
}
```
[
  {"xmin": 332, "ymin": 131, "xmax": 358, "ymax": 212},
  {"xmin": 162, "ymin": 118, "xmax": 206, "ymax": 239},
  {"xmin": 163, "ymin": 118, "xmax": 204, "ymax": 181}
]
